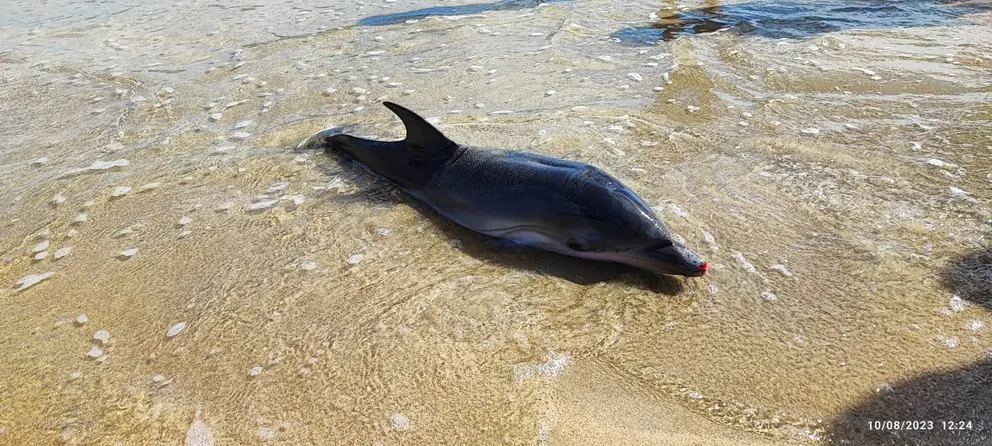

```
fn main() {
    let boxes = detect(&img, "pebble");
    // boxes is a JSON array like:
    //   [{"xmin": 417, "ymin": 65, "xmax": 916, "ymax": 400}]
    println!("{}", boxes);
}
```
[
  {"xmin": 352, "ymin": 87, "xmax": 367, "ymax": 95},
  {"xmin": 214, "ymin": 145, "xmax": 235, "ymax": 153},
  {"xmin": 385, "ymin": 82, "xmax": 402, "ymax": 88},
  {"xmin": 178, "ymin": 230, "xmax": 193, "ymax": 238},
  {"xmin": 54, "ymin": 246, "xmax": 72, "ymax": 259},
  {"xmin": 34, "ymin": 251, "xmax": 48, "ymax": 260},
  {"xmin": 73, "ymin": 213, "xmax": 88, "ymax": 224},
  {"xmin": 166, "ymin": 322, "xmax": 187, "ymax": 338},
  {"xmin": 390, "ymin": 413, "xmax": 410, "ymax": 431},
  {"xmin": 301, "ymin": 261, "xmax": 317, "ymax": 271},
  {"xmin": 178, "ymin": 216, "xmax": 193, "ymax": 226},
  {"xmin": 30, "ymin": 157, "xmax": 49, "ymax": 166},
  {"xmin": 449, "ymin": 239, "xmax": 463, "ymax": 249},
  {"xmin": 323, "ymin": 87, "xmax": 337, "ymax": 95},
  {"xmin": 52, "ymin": 194, "xmax": 67, "ymax": 205},
  {"xmin": 75, "ymin": 314, "xmax": 88, "ymax": 326},
  {"xmin": 119, "ymin": 248, "xmax": 138, "ymax": 258},
  {"xmin": 87, "ymin": 345, "xmax": 104, "ymax": 359},
  {"xmin": 208, "ymin": 112, "xmax": 223, "ymax": 121},
  {"xmin": 801, "ymin": 127, "xmax": 820, "ymax": 136},
  {"xmin": 771, "ymin": 264, "xmax": 793, "ymax": 277},
  {"xmin": 111, "ymin": 186, "xmax": 132, "ymax": 198},
  {"xmin": 32, "ymin": 240, "xmax": 50, "ymax": 253},
  {"xmin": 966, "ymin": 320, "xmax": 983, "ymax": 331},
  {"xmin": 346, "ymin": 253, "xmax": 364, "ymax": 265},
  {"xmin": 216, "ymin": 202, "xmax": 234, "ymax": 211},
  {"xmin": 627, "ymin": 72, "xmax": 643, "ymax": 82},
  {"xmin": 760, "ymin": 291, "xmax": 778, "ymax": 301},
  {"xmin": 15, "ymin": 272, "xmax": 54, "ymax": 291},
  {"xmin": 152, "ymin": 374, "xmax": 166, "ymax": 383},
  {"xmin": 230, "ymin": 132, "xmax": 251, "ymax": 140},
  {"xmin": 545, "ymin": 90, "xmax": 555, "ymax": 96},
  {"xmin": 233, "ymin": 120, "xmax": 252, "ymax": 129},
  {"xmin": 249, "ymin": 366, "xmax": 264, "ymax": 377},
  {"xmin": 93, "ymin": 330, "xmax": 111, "ymax": 346},
  {"xmin": 402, "ymin": 89, "xmax": 415, "ymax": 95}
]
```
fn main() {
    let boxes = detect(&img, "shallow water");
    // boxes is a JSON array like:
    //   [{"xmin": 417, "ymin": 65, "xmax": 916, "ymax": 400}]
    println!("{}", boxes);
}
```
[{"xmin": 1, "ymin": 0, "xmax": 991, "ymax": 445}]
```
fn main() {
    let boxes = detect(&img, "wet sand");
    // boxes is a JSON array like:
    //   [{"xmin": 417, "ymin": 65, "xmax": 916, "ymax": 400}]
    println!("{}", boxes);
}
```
[{"xmin": 1, "ymin": 0, "xmax": 991, "ymax": 444}]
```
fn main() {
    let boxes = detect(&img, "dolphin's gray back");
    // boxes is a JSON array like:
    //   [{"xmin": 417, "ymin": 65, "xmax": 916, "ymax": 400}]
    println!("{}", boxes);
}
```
[{"xmin": 420, "ymin": 147, "xmax": 673, "ymax": 249}]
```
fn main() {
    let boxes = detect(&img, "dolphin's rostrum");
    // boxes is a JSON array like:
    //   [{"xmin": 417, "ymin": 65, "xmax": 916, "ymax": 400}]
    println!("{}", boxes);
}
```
[{"xmin": 300, "ymin": 102, "xmax": 707, "ymax": 277}]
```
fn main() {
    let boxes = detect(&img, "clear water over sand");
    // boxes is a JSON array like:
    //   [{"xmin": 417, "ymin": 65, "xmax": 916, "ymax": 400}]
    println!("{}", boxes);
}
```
[{"xmin": 1, "ymin": 0, "xmax": 990, "ymax": 444}]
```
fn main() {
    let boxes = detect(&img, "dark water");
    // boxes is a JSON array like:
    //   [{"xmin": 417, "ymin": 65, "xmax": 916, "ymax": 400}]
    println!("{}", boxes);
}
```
[
  {"xmin": 612, "ymin": 0, "xmax": 992, "ymax": 44},
  {"xmin": 358, "ymin": 0, "xmax": 571, "ymax": 26}
]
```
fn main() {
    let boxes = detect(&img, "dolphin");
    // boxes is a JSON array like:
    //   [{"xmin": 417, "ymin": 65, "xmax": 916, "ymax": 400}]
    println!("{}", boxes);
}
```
[{"xmin": 299, "ymin": 102, "xmax": 707, "ymax": 277}]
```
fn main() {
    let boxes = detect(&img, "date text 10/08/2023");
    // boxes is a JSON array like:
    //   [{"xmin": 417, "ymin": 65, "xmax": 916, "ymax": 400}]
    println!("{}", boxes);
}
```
[{"xmin": 867, "ymin": 420, "xmax": 974, "ymax": 431}]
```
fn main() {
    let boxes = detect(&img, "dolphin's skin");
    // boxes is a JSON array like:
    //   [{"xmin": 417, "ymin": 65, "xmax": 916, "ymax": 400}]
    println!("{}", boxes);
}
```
[{"xmin": 300, "ymin": 102, "xmax": 707, "ymax": 277}]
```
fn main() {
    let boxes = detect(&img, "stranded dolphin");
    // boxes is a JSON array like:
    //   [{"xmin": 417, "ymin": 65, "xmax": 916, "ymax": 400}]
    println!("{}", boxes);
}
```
[{"xmin": 300, "ymin": 102, "xmax": 707, "ymax": 277}]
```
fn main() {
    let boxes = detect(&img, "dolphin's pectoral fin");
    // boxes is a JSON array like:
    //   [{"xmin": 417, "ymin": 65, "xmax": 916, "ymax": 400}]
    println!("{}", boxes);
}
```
[{"xmin": 382, "ymin": 102, "xmax": 457, "ymax": 153}]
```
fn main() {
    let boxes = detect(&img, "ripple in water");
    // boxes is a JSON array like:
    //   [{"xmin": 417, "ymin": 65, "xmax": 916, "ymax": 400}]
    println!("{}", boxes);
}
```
[{"xmin": 612, "ymin": 0, "xmax": 992, "ymax": 44}]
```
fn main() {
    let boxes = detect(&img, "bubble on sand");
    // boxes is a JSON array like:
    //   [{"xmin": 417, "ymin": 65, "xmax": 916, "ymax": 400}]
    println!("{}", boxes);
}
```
[
  {"xmin": 111, "ymin": 186, "xmax": 132, "ymax": 198},
  {"xmin": 184, "ymin": 414, "xmax": 214, "ymax": 446},
  {"xmin": 93, "ymin": 330, "xmax": 111, "ymax": 346},
  {"xmin": 178, "ymin": 216, "xmax": 193, "ymax": 226},
  {"xmin": 136, "ymin": 182, "xmax": 162, "ymax": 193},
  {"xmin": 249, "ymin": 200, "xmax": 278, "ymax": 211},
  {"xmin": 54, "ymin": 246, "xmax": 72, "ymax": 259},
  {"xmin": 249, "ymin": 366, "xmax": 263, "ymax": 377},
  {"xmin": 166, "ymin": 322, "xmax": 187, "ymax": 338},
  {"xmin": 87, "ymin": 345, "xmax": 104, "ymax": 359},
  {"xmin": 771, "ymin": 264, "xmax": 793, "ymax": 277},
  {"xmin": 949, "ymin": 295, "xmax": 966, "ymax": 312},
  {"xmin": 15, "ymin": 272, "xmax": 54, "ymax": 291},
  {"xmin": 346, "ymin": 253, "xmax": 364, "ymax": 265},
  {"xmin": 513, "ymin": 351, "xmax": 569, "ymax": 383},
  {"xmin": 301, "ymin": 260, "xmax": 317, "ymax": 271},
  {"xmin": 390, "ymin": 413, "xmax": 410, "ymax": 431},
  {"xmin": 32, "ymin": 240, "xmax": 50, "ymax": 253}
]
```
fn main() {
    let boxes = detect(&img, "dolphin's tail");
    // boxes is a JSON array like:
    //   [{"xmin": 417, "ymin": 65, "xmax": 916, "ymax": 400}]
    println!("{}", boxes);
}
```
[{"xmin": 300, "ymin": 102, "xmax": 461, "ymax": 189}]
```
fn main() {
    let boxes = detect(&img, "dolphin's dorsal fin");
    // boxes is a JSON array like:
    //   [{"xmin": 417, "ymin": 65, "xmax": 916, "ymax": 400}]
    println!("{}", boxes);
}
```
[{"xmin": 383, "ymin": 102, "xmax": 456, "ymax": 151}]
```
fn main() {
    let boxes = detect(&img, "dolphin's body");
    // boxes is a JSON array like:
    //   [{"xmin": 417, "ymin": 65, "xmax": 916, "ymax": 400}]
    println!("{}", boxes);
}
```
[{"xmin": 301, "ymin": 102, "xmax": 707, "ymax": 277}]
